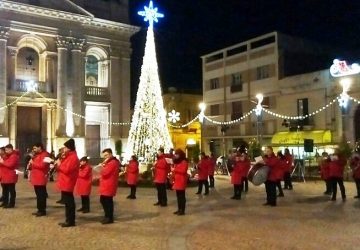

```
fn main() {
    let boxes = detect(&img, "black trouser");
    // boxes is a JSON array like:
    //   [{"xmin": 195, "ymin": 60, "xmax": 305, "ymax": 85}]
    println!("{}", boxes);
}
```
[
  {"xmin": 242, "ymin": 178, "xmax": 248, "ymax": 192},
  {"xmin": 48, "ymin": 168, "xmax": 56, "ymax": 182},
  {"xmin": 197, "ymin": 180, "xmax": 209, "ymax": 194},
  {"xmin": 276, "ymin": 180, "xmax": 284, "ymax": 196},
  {"xmin": 62, "ymin": 191, "xmax": 75, "ymax": 224},
  {"xmin": 0, "ymin": 183, "xmax": 5, "ymax": 201},
  {"xmin": 325, "ymin": 179, "xmax": 332, "ymax": 193},
  {"xmin": 129, "ymin": 185, "xmax": 137, "ymax": 197},
  {"xmin": 176, "ymin": 190, "xmax": 186, "ymax": 213},
  {"xmin": 265, "ymin": 180, "xmax": 277, "ymax": 205},
  {"xmin": 355, "ymin": 178, "xmax": 360, "ymax": 196},
  {"xmin": 155, "ymin": 183, "xmax": 167, "ymax": 205},
  {"xmin": 233, "ymin": 184, "xmax": 243, "ymax": 198},
  {"xmin": 81, "ymin": 195, "xmax": 90, "ymax": 211},
  {"xmin": 209, "ymin": 175, "xmax": 215, "ymax": 188},
  {"xmin": 2, "ymin": 183, "xmax": 16, "ymax": 206},
  {"xmin": 100, "ymin": 195, "xmax": 114, "ymax": 221},
  {"xmin": 330, "ymin": 177, "xmax": 346, "ymax": 199},
  {"xmin": 283, "ymin": 172, "xmax": 293, "ymax": 189},
  {"xmin": 34, "ymin": 185, "xmax": 47, "ymax": 213}
]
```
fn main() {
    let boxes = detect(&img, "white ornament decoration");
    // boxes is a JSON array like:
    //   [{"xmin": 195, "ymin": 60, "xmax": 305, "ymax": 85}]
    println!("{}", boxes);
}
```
[{"xmin": 168, "ymin": 109, "xmax": 180, "ymax": 123}]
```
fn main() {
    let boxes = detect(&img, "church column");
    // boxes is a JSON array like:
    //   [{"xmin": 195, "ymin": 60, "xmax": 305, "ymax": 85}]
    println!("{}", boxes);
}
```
[
  {"xmin": 70, "ymin": 38, "xmax": 86, "ymax": 137},
  {"xmin": 55, "ymin": 36, "xmax": 70, "ymax": 137},
  {"xmin": 120, "ymin": 51, "xmax": 131, "ymax": 138},
  {"xmin": 7, "ymin": 47, "xmax": 17, "ymax": 91},
  {"xmin": 109, "ymin": 53, "xmax": 121, "ymax": 138},
  {"xmin": 0, "ymin": 27, "xmax": 9, "ymax": 137}
]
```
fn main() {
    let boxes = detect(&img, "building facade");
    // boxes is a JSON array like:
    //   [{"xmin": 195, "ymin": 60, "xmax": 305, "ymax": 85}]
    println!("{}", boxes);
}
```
[
  {"xmin": 0, "ymin": 0, "xmax": 138, "ymax": 157},
  {"xmin": 201, "ymin": 31, "xmax": 360, "ymax": 157},
  {"xmin": 163, "ymin": 88, "xmax": 202, "ymax": 158}
]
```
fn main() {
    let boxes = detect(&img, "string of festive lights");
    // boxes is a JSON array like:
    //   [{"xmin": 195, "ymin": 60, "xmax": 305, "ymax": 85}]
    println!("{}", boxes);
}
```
[
  {"xmin": 204, "ymin": 109, "xmax": 256, "ymax": 125},
  {"xmin": 262, "ymin": 97, "xmax": 339, "ymax": 120},
  {"xmin": 0, "ymin": 91, "xmax": 31, "ymax": 110},
  {"xmin": 168, "ymin": 114, "xmax": 200, "ymax": 128}
]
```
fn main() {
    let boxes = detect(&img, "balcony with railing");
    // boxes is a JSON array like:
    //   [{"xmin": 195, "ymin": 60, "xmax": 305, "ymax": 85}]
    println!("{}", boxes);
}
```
[
  {"xmin": 85, "ymin": 86, "xmax": 110, "ymax": 102},
  {"xmin": 11, "ymin": 79, "xmax": 52, "ymax": 93}
]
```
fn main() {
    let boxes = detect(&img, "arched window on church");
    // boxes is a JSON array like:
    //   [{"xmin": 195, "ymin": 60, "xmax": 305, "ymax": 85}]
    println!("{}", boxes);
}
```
[
  {"xmin": 85, "ymin": 47, "xmax": 109, "ymax": 88},
  {"xmin": 16, "ymin": 47, "xmax": 39, "ymax": 91}
]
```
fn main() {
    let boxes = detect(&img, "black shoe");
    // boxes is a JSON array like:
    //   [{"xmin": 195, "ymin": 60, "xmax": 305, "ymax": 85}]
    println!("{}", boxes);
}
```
[
  {"xmin": 0, "ymin": 203, "xmax": 6, "ymax": 207},
  {"xmin": 330, "ymin": 198, "xmax": 336, "ymax": 201},
  {"xmin": 129, "ymin": 196, "xmax": 136, "ymax": 200},
  {"xmin": 270, "ymin": 203, "xmax": 277, "ymax": 207},
  {"xmin": 283, "ymin": 187, "xmax": 288, "ymax": 190},
  {"xmin": 153, "ymin": 202, "xmax": 160, "ymax": 206},
  {"xmin": 59, "ymin": 222, "xmax": 75, "ymax": 227},
  {"xmin": 0, "ymin": 197, "xmax": 3, "ymax": 202},
  {"xmin": 160, "ymin": 203, "xmax": 167, "ymax": 207},
  {"xmin": 77, "ymin": 208, "xmax": 84, "ymax": 212},
  {"xmin": 230, "ymin": 196, "xmax": 236, "ymax": 199},
  {"xmin": 342, "ymin": 196, "xmax": 346, "ymax": 202},
  {"xmin": 354, "ymin": 195, "xmax": 360, "ymax": 199},
  {"xmin": 263, "ymin": 202, "xmax": 270, "ymax": 206},
  {"xmin": 56, "ymin": 200, "xmax": 65, "ymax": 204},
  {"xmin": 32, "ymin": 211, "xmax": 46, "ymax": 216},
  {"xmin": 177, "ymin": 211, "xmax": 185, "ymax": 216},
  {"xmin": 3, "ymin": 204, "xmax": 14, "ymax": 209},
  {"xmin": 126, "ymin": 195, "xmax": 132, "ymax": 199},
  {"xmin": 234, "ymin": 196, "xmax": 241, "ymax": 200},
  {"xmin": 288, "ymin": 187, "xmax": 293, "ymax": 190},
  {"xmin": 195, "ymin": 192, "xmax": 201, "ymax": 195},
  {"xmin": 278, "ymin": 193, "xmax": 284, "ymax": 197},
  {"xmin": 101, "ymin": 218, "xmax": 114, "ymax": 224},
  {"xmin": 173, "ymin": 211, "xmax": 179, "ymax": 214},
  {"xmin": 204, "ymin": 192, "xmax": 209, "ymax": 196},
  {"xmin": 82, "ymin": 209, "xmax": 90, "ymax": 214}
]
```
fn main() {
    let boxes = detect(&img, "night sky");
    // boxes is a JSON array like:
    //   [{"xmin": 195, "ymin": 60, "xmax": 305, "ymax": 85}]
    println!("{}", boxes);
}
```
[{"xmin": 128, "ymin": 0, "xmax": 360, "ymax": 104}]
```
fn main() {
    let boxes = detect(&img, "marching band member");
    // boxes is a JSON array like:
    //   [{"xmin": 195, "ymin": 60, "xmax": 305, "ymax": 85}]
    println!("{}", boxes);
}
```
[
  {"xmin": 57, "ymin": 139, "xmax": 79, "ymax": 227},
  {"xmin": 263, "ymin": 146, "xmax": 281, "ymax": 207},
  {"xmin": 153, "ymin": 148, "xmax": 170, "ymax": 206},
  {"xmin": 172, "ymin": 149, "xmax": 188, "ymax": 215},
  {"xmin": 320, "ymin": 152, "xmax": 331, "ymax": 195},
  {"xmin": 126, "ymin": 155, "xmax": 139, "ymax": 199},
  {"xmin": 283, "ymin": 148, "xmax": 294, "ymax": 190},
  {"xmin": 276, "ymin": 151, "xmax": 286, "ymax": 197},
  {"xmin": 208, "ymin": 152, "xmax": 216, "ymax": 188},
  {"xmin": 0, "ymin": 144, "xmax": 20, "ymax": 208},
  {"xmin": 28, "ymin": 143, "xmax": 50, "ymax": 216},
  {"xmin": 196, "ymin": 152, "xmax": 210, "ymax": 195},
  {"xmin": 99, "ymin": 148, "xmax": 119, "ymax": 224},
  {"xmin": 0, "ymin": 147, "xmax": 5, "ymax": 203},
  {"xmin": 231, "ymin": 152, "xmax": 250, "ymax": 200},
  {"xmin": 75, "ymin": 156, "xmax": 92, "ymax": 213},
  {"xmin": 328, "ymin": 148, "xmax": 346, "ymax": 201},
  {"xmin": 350, "ymin": 151, "xmax": 360, "ymax": 199}
]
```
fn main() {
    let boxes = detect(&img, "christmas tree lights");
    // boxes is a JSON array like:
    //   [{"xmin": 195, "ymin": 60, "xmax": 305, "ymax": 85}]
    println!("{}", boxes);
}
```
[{"xmin": 125, "ymin": 1, "xmax": 172, "ymax": 161}]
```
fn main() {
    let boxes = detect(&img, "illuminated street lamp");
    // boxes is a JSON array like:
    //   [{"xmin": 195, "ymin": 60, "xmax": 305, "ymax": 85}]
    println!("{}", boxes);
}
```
[
  {"xmin": 255, "ymin": 93, "xmax": 263, "ymax": 144},
  {"xmin": 198, "ymin": 102, "xmax": 206, "ymax": 152},
  {"xmin": 339, "ymin": 78, "xmax": 352, "ymax": 142}
]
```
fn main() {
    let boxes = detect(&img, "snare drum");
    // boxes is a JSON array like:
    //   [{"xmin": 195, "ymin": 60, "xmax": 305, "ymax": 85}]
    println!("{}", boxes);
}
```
[{"xmin": 248, "ymin": 163, "xmax": 269, "ymax": 186}]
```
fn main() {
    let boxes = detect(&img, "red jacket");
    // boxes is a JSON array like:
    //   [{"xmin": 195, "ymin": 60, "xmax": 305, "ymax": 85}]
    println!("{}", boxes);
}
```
[
  {"xmin": 30, "ymin": 151, "xmax": 50, "ymax": 186},
  {"xmin": 154, "ymin": 155, "xmax": 170, "ymax": 184},
  {"xmin": 208, "ymin": 156, "xmax": 216, "ymax": 176},
  {"xmin": 277, "ymin": 158, "xmax": 287, "ymax": 180},
  {"xmin": 99, "ymin": 157, "xmax": 119, "ymax": 197},
  {"xmin": 56, "ymin": 151, "xmax": 79, "ymax": 192},
  {"xmin": 0, "ymin": 150, "xmax": 20, "ymax": 184},
  {"xmin": 328, "ymin": 155, "xmax": 346, "ymax": 178},
  {"xmin": 172, "ymin": 160, "xmax": 188, "ymax": 190},
  {"xmin": 75, "ymin": 164, "xmax": 92, "ymax": 196},
  {"xmin": 231, "ymin": 159, "xmax": 250, "ymax": 185},
  {"xmin": 197, "ymin": 157, "xmax": 211, "ymax": 180},
  {"xmin": 265, "ymin": 154, "xmax": 282, "ymax": 182},
  {"xmin": 126, "ymin": 160, "xmax": 139, "ymax": 185},
  {"xmin": 284, "ymin": 154, "xmax": 293, "ymax": 173},
  {"xmin": 320, "ymin": 158, "xmax": 330, "ymax": 180}
]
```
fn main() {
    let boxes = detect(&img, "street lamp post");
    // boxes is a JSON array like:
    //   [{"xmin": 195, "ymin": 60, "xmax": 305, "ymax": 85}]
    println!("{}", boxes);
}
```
[
  {"xmin": 198, "ymin": 102, "xmax": 206, "ymax": 152},
  {"xmin": 255, "ymin": 94, "xmax": 263, "ymax": 145},
  {"xmin": 339, "ymin": 78, "xmax": 351, "ymax": 142}
]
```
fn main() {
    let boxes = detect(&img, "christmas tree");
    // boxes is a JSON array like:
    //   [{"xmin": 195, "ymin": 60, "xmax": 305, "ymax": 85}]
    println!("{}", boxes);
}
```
[{"xmin": 125, "ymin": 1, "xmax": 173, "ymax": 161}]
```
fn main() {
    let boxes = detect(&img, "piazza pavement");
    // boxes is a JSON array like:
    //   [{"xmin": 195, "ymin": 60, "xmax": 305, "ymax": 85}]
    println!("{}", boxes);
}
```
[{"xmin": 0, "ymin": 175, "xmax": 359, "ymax": 250}]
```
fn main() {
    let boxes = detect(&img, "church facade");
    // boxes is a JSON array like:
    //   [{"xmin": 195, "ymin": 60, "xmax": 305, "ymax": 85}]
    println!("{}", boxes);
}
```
[{"xmin": 0, "ymin": 0, "xmax": 138, "ymax": 157}]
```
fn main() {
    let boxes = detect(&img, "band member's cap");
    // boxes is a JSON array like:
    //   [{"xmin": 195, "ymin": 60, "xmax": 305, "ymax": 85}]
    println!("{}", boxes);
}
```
[
  {"xmin": 80, "ymin": 156, "xmax": 89, "ymax": 162},
  {"xmin": 64, "ymin": 139, "xmax": 75, "ymax": 151}
]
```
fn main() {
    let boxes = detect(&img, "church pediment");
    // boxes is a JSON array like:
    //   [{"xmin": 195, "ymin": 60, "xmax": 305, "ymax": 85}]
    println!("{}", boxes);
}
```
[{"xmin": 5, "ymin": 0, "xmax": 94, "ymax": 17}]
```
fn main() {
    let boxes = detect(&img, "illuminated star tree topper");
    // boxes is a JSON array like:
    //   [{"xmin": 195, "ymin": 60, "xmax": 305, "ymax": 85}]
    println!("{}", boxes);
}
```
[{"xmin": 138, "ymin": 0, "xmax": 164, "ymax": 29}]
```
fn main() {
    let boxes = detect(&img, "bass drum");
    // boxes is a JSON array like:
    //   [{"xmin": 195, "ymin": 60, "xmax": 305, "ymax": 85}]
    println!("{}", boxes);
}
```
[{"xmin": 248, "ymin": 163, "xmax": 269, "ymax": 186}]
